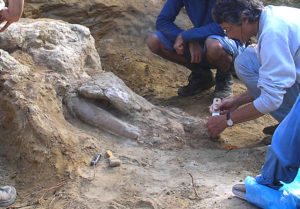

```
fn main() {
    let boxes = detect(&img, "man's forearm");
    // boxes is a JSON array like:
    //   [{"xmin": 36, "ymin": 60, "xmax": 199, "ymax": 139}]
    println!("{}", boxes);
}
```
[
  {"xmin": 230, "ymin": 91, "xmax": 262, "ymax": 125},
  {"xmin": 207, "ymin": 91, "xmax": 262, "ymax": 138},
  {"xmin": 181, "ymin": 22, "xmax": 224, "ymax": 42},
  {"xmin": 234, "ymin": 90, "xmax": 254, "ymax": 107},
  {"xmin": 231, "ymin": 102, "xmax": 264, "ymax": 124}
]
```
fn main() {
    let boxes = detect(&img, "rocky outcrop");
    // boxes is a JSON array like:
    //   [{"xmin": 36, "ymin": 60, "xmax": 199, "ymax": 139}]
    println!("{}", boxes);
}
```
[
  {"xmin": 0, "ymin": 19, "xmax": 209, "ymax": 180},
  {"xmin": 0, "ymin": 19, "xmax": 103, "ymax": 182},
  {"xmin": 22, "ymin": 0, "xmax": 191, "ymax": 100},
  {"xmin": 65, "ymin": 71, "xmax": 208, "ymax": 145},
  {"xmin": 0, "ymin": 18, "xmax": 102, "ymax": 79}
]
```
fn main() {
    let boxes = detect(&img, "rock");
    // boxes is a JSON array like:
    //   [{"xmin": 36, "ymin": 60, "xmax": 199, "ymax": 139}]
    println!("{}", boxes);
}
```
[
  {"xmin": 0, "ymin": 18, "xmax": 210, "ymax": 203},
  {"xmin": 0, "ymin": 19, "xmax": 103, "ymax": 182},
  {"xmin": 78, "ymin": 72, "xmax": 154, "ymax": 114},
  {"xmin": 0, "ymin": 19, "xmax": 102, "ymax": 79},
  {"xmin": 22, "ymin": 0, "xmax": 191, "ymax": 100}
]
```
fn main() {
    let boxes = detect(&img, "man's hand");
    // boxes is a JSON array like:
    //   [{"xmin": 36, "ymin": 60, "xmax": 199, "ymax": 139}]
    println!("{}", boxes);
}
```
[
  {"xmin": 174, "ymin": 33, "xmax": 185, "ymax": 55},
  {"xmin": 189, "ymin": 41, "xmax": 203, "ymax": 63},
  {"xmin": 206, "ymin": 114, "xmax": 227, "ymax": 139},
  {"xmin": 0, "ymin": 0, "xmax": 24, "ymax": 32},
  {"xmin": 209, "ymin": 97, "xmax": 238, "ymax": 115},
  {"xmin": 207, "ymin": 97, "xmax": 239, "ymax": 139},
  {"xmin": 217, "ymin": 97, "xmax": 240, "ymax": 115}
]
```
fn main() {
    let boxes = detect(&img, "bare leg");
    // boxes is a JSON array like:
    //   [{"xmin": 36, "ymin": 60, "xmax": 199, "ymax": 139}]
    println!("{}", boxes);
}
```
[
  {"xmin": 147, "ymin": 34, "xmax": 233, "ymax": 72},
  {"xmin": 146, "ymin": 33, "xmax": 234, "ymax": 97},
  {"xmin": 146, "ymin": 33, "xmax": 215, "ymax": 97},
  {"xmin": 205, "ymin": 38, "xmax": 233, "ymax": 98},
  {"xmin": 146, "ymin": 33, "xmax": 195, "ymax": 69},
  {"xmin": 205, "ymin": 38, "xmax": 232, "ymax": 73}
]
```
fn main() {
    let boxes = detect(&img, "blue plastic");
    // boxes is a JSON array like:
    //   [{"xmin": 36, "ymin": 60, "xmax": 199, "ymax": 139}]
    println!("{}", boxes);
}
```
[{"xmin": 245, "ymin": 169, "xmax": 300, "ymax": 209}]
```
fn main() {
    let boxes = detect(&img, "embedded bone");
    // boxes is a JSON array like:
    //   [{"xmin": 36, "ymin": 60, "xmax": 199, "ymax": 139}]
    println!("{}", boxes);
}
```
[{"xmin": 66, "ymin": 96, "xmax": 140, "ymax": 139}]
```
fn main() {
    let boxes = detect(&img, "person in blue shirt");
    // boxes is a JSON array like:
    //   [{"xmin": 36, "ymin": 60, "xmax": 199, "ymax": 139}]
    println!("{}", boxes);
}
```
[
  {"xmin": 0, "ymin": 0, "xmax": 24, "ymax": 207},
  {"xmin": 208, "ymin": 0, "xmax": 300, "ymax": 195},
  {"xmin": 146, "ymin": 0, "xmax": 243, "ymax": 98}
]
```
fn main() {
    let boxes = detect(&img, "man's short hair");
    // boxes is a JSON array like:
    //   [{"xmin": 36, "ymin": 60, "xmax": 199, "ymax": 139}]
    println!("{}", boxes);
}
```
[{"xmin": 212, "ymin": 0, "xmax": 264, "ymax": 25}]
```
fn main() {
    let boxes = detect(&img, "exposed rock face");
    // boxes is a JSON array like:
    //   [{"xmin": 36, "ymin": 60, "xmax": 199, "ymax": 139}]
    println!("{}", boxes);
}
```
[
  {"xmin": 77, "ymin": 72, "xmax": 154, "ymax": 114},
  {"xmin": 0, "ymin": 18, "xmax": 101, "ymax": 79},
  {"xmin": 0, "ymin": 18, "xmax": 209, "ymax": 184},
  {"xmin": 66, "ymin": 71, "xmax": 209, "ymax": 146},
  {"xmin": 22, "ymin": 0, "xmax": 191, "ymax": 100},
  {"xmin": 0, "ymin": 19, "xmax": 103, "ymax": 183}
]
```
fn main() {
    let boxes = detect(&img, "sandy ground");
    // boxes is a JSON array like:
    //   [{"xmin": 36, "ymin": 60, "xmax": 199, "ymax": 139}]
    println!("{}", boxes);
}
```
[
  {"xmin": 0, "ymin": 74, "xmax": 274, "ymax": 208},
  {"xmin": 0, "ymin": 0, "xmax": 281, "ymax": 207},
  {"xmin": 70, "ymin": 76, "xmax": 273, "ymax": 209},
  {"xmin": 0, "ymin": 156, "xmax": 15, "ymax": 193},
  {"xmin": 79, "ymin": 143, "xmax": 264, "ymax": 209},
  {"xmin": 0, "ymin": 40, "xmax": 277, "ymax": 209}
]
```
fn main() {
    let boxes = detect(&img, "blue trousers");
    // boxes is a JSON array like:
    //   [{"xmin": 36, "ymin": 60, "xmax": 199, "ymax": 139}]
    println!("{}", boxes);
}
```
[{"xmin": 256, "ymin": 94, "xmax": 300, "ymax": 189}]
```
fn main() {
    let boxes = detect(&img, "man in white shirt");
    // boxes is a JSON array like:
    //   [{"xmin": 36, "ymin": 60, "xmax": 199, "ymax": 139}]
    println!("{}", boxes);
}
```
[{"xmin": 209, "ymin": 0, "xmax": 300, "ymax": 190}]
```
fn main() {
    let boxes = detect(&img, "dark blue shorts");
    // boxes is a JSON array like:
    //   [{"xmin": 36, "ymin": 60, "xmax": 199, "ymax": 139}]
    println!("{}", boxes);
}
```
[{"xmin": 152, "ymin": 31, "xmax": 244, "ymax": 60}]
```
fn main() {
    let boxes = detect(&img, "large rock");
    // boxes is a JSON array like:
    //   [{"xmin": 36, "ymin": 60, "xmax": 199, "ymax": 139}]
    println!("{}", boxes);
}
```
[
  {"xmin": 0, "ymin": 18, "xmax": 102, "ymax": 79},
  {"xmin": 0, "ymin": 19, "xmax": 209, "ymax": 176},
  {"xmin": 22, "ymin": 0, "xmax": 192, "ymax": 99},
  {"xmin": 0, "ymin": 21, "xmax": 211, "ymax": 209},
  {"xmin": 0, "ymin": 19, "xmax": 103, "ymax": 184}
]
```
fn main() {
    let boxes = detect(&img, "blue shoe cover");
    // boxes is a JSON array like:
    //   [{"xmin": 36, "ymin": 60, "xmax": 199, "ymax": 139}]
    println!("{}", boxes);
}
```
[{"xmin": 244, "ymin": 170, "xmax": 300, "ymax": 209}]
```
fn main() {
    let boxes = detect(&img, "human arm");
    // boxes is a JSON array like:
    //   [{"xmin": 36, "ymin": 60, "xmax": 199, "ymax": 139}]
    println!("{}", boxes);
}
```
[
  {"xmin": 173, "ymin": 33, "xmax": 185, "ymax": 55},
  {"xmin": 156, "ymin": 0, "xmax": 184, "ymax": 43},
  {"xmin": 207, "ymin": 102, "xmax": 264, "ymax": 139},
  {"xmin": 218, "ymin": 91, "xmax": 254, "ymax": 114},
  {"xmin": 207, "ymin": 91, "xmax": 259, "ymax": 138},
  {"xmin": 181, "ymin": 22, "xmax": 225, "ymax": 42},
  {"xmin": 173, "ymin": 34, "xmax": 204, "ymax": 63},
  {"xmin": 209, "ymin": 91, "xmax": 254, "ymax": 114},
  {"xmin": 0, "ymin": 0, "xmax": 24, "ymax": 32}
]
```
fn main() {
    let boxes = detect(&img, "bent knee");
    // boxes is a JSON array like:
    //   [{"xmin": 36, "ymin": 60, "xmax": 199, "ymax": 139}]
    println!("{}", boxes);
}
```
[
  {"xmin": 234, "ymin": 47, "xmax": 258, "ymax": 75},
  {"xmin": 205, "ymin": 38, "xmax": 224, "ymax": 57},
  {"xmin": 205, "ymin": 38, "xmax": 232, "ymax": 64},
  {"xmin": 205, "ymin": 38, "xmax": 232, "ymax": 70},
  {"xmin": 234, "ymin": 53, "xmax": 245, "ymax": 74},
  {"xmin": 146, "ymin": 33, "xmax": 161, "ymax": 54}
]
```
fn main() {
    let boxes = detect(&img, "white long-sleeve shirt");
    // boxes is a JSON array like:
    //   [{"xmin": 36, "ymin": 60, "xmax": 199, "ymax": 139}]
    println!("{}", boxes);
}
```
[{"xmin": 254, "ymin": 6, "xmax": 300, "ymax": 114}]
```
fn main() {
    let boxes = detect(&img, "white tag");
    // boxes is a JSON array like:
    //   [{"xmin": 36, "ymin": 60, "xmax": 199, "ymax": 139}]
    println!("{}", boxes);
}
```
[{"xmin": 212, "ymin": 98, "xmax": 221, "ymax": 116}]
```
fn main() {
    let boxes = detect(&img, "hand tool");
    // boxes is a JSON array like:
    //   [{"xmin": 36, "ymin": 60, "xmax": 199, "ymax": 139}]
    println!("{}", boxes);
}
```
[
  {"xmin": 211, "ymin": 98, "xmax": 221, "ymax": 116},
  {"xmin": 106, "ymin": 150, "xmax": 121, "ymax": 167},
  {"xmin": 90, "ymin": 152, "xmax": 102, "ymax": 166}
]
